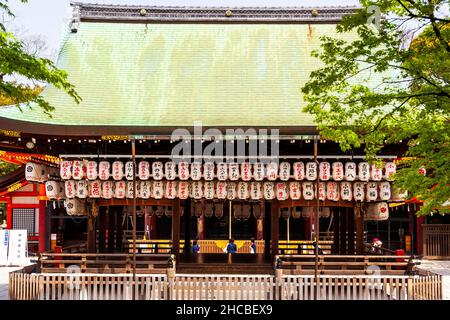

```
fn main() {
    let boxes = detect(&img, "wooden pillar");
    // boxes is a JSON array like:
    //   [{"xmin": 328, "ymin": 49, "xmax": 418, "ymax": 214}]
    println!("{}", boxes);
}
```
[
  {"xmin": 184, "ymin": 199, "xmax": 192, "ymax": 255},
  {"xmin": 38, "ymin": 200, "xmax": 47, "ymax": 253},
  {"xmin": 339, "ymin": 208, "xmax": 347, "ymax": 254},
  {"xmin": 98, "ymin": 207, "xmax": 107, "ymax": 253},
  {"xmin": 264, "ymin": 201, "xmax": 271, "ymax": 256},
  {"xmin": 333, "ymin": 209, "xmax": 340, "ymax": 254},
  {"xmin": 271, "ymin": 199, "xmax": 279, "ymax": 255},
  {"xmin": 347, "ymin": 207, "xmax": 355, "ymax": 254},
  {"xmin": 355, "ymin": 206, "xmax": 365, "ymax": 255},
  {"xmin": 116, "ymin": 206, "xmax": 123, "ymax": 252},
  {"xmin": 172, "ymin": 199, "xmax": 181, "ymax": 255},
  {"xmin": 108, "ymin": 207, "xmax": 116, "ymax": 253},
  {"xmin": 87, "ymin": 215, "xmax": 96, "ymax": 253}
]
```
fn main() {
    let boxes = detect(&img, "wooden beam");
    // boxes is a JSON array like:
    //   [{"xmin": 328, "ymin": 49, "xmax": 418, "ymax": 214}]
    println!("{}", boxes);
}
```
[
  {"xmin": 355, "ymin": 206, "xmax": 365, "ymax": 255},
  {"xmin": 271, "ymin": 199, "xmax": 279, "ymax": 255},
  {"xmin": 172, "ymin": 199, "xmax": 180, "ymax": 255}
]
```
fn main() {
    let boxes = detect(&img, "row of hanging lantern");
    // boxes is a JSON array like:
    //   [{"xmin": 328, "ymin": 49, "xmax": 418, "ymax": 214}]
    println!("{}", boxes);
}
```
[
  {"xmin": 46, "ymin": 179, "xmax": 393, "ymax": 202},
  {"xmin": 55, "ymin": 160, "xmax": 397, "ymax": 182},
  {"xmin": 190, "ymin": 201, "xmax": 264, "ymax": 220}
]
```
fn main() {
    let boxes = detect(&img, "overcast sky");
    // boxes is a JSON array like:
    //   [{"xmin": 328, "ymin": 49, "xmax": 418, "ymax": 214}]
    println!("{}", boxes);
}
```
[{"xmin": 6, "ymin": 0, "xmax": 361, "ymax": 59}]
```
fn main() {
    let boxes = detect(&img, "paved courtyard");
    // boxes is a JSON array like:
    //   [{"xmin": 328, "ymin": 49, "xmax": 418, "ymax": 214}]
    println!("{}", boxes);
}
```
[{"xmin": 418, "ymin": 260, "xmax": 450, "ymax": 300}]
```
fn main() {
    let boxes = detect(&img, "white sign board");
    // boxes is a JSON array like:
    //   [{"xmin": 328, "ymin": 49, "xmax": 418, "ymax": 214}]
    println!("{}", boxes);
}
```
[{"xmin": 1, "ymin": 230, "xmax": 28, "ymax": 266}]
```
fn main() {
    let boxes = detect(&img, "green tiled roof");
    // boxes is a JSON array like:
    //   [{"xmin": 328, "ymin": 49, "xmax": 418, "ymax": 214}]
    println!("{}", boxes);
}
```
[{"xmin": 1, "ymin": 22, "xmax": 358, "ymax": 128}]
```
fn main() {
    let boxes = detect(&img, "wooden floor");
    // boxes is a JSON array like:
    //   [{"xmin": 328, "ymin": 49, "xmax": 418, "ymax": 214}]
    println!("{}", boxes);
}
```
[{"xmin": 176, "ymin": 253, "xmax": 274, "ymax": 275}]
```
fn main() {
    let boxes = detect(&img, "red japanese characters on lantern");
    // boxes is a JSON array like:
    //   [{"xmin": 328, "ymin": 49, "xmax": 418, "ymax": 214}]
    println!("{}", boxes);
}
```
[
  {"xmin": 89, "ymin": 180, "xmax": 101, "ymax": 198},
  {"xmin": 266, "ymin": 162, "xmax": 278, "ymax": 181},
  {"xmin": 293, "ymin": 162, "xmax": 305, "ymax": 181},
  {"xmin": 72, "ymin": 160, "xmax": 84, "ymax": 180},
  {"xmin": 318, "ymin": 182, "xmax": 326, "ymax": 200},
  {"xmin": 101, "ymin": 181, "xmax": 113, "ymax": 199},
  {"xmin": 164, "ymin": 161, "xmax": 176, "ymax": 180},
  {"xmin": 365, "ymin": 202, "xmax": 389, "ymax": 221},
  {"xmin": 263, "ymin": 182, "xmax": 275, "ymax": 200},
  {"xmin": 177, "ymin": 181, "xmax": 189, "ymax": 200},
  {"xmin": 289, "ymin": 182, "xmax": 301, "ymax": 200},
  {"xmin": 326, "ymin": 181, "xmax": 339, "ymax": 201},
  {"xmin": 112, "ymin": 161, "xmax": 124, "ymax": 180},
  {"xmin": 124, "ymin": 161, "xmax": 135, "ymax": 181},
  {"xmin": 98, "ymin": 161, "xmax": 110, "ymax": 181},
  {"xmin": 276, "ymin": 182, "xmax": 288, "ymax": 201},
  {"xmin": 353, "ymin": 182, "xmax": 365, "ymax": 202},
  {"xmin": 302, "ymin": 182, "xmax": 314, "ymax": 200},
  {"xmin": 305, "ymin": 162, "xmax": 317, "ymax": 181},
  {"xmin": 332, "ymin": 162, "xmax": 344, "ymax": 181},
  {"xmin": 340, "ymin": 181, "xmax": 352, "ymax": 201},
  {"xmin": 379, "ymin": 181, "xmax": 391, "ymax": 201},
  {"xmin": 345, "ymin": 162, "xmax": 356, "ymax": 181},
  {"xmin": 60, "ymin": 161, "xmax": 73, "ymax": 180},
  {"xmin": 191, "ymin": 162, "xmax": 202, "ymax": 181},
  {"xmin": 366, "ymin": 182, "xmax": 378, "ymax": 201},
  {"xmin": 216, "ymin": 181, "xmax": 227, "ymax": 199},
  {"xmin": 165, "ymin": 181, "xmax": 177, "ymax": 199},
  {"xmin": 203, "ymin": 162, "xmax": 215, "ymax": 181},
  {"xmin": 279, "ymin": 162, "xmax": 291, "ymax": 181},
  {"xmin": 370, "ymin": 164, "xmax": 383, "ymax": 181},
  {"xmin": 76, "ymin": 180, "xmax": 88, "ymax": 198},
  {"xmin": 319, "ymin": 162, "xmax": 331, "ymax": 181},
  {"xmin": 65, "ymin": 180, "xmax": 76, "ymax": 198},
  {"xmin": 226, "ymin": 182, "xmax": 237, "ymax": 200},
  {"xmin": 141, "ymin": 181, "xmax": 152, "ymax": 199},
  {"xmin": 204, "ymin": 181, "xmax": 215, "ymax": 199},
  {"xmin": 250, "ymin": 182, "xmax": 262, "ymax": 200},
  {"xmin": 152, "ymin": 181, "xmax": 164, "ymax": 199},
  {"xmin": 385, "ymin": 162, "xmax": 397, "ymax": 180},
  {"xmin": 138, "ymin": 161, "xmax": 150, "ymax": 180},
  {"xmin": 241, "ymin": 163, "xmax": 252, "ymax": 181},
  {"xmin": 229, "ymin": 163, "xmax": 240, "ymax": 181},
  {"xmin": 253, "ymin": 163, "xmax": 265, "ymax": 181},
  {"xmin": 238, "ymin": 182, "xmax": 249, "ymax": 200},
  {"xmin": 114, "ymin": 181, "xmax": 126, "ymax": 199},
  {"xmin": 178, "ymin": 161, "xmax": 189, "ymax": 181},
  {"xmin": 358, "ymin": 162, "xmax": 370, "ymax": 181},
  {"xmin": 86, "ymin": 161, "xmax": 98, "ymax": 180}
]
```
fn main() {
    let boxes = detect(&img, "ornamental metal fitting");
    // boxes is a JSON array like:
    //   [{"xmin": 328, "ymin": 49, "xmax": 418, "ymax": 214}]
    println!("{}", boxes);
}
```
[
  {"xmin": 140, "ymin": 9, "xmax": 147, "ymax": 16},
  {"xmin": 225, "ymin": 10, "xmax": 232, "ymax": 17},
  {"xmin": 311, "ymin": 9, "xmax": 319, "ymax": 17}
]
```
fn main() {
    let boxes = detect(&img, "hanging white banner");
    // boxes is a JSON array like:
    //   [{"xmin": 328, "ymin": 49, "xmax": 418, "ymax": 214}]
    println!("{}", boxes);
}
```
[
  {"xmin": 0, "ymin": 230, "xmax": 9, "ymax": 265},
  {"xmin": 7, "ymin": 230, "xmax": 27, "ymax": 265}
]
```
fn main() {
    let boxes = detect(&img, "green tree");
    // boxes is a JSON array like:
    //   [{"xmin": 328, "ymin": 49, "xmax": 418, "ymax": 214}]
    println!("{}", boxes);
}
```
[
  {"xmin": 302, "ymin": 0, "xmax": 450, "ymax": 215},
  {"xmin": 0, "ymin": 159, "xmax": 18, "ymax": 176},
  {"xmin": 0, "ymin": 0, "xmax": 80, "ymax": 115}
]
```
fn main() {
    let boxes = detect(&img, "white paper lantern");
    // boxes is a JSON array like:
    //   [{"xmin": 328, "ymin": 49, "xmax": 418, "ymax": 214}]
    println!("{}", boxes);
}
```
[
  {"xmin": 253, "ymin": 163, "xmax": 265, "ymax": 181},
  {"xmin": 326, "ymin": 181, "xmax": 339, "ymax": 201},
  {"xmin": 190, "ymin": 162, "xmax": 202, "ymax": 181},
  {"xmin": 65, "ymin": 199, "xmax": 87, "ymax": 216},
  {"xmin": 318, "ymin": 182, "xmax": 326, "ymax": 201},
  {"xmin": 379, "ymin": 182, "xmax": 391, "ymax": 201},
  {"xmin": 371, "ymin": 164, "xmax": 383, "ymax": 181},
  {"xmin": 263, "ymin": 182, "xmax": 275, "ymax": 200},
  {"xmin": 86, "ymin": 161, "xmax": 98, "ymax": 180},
  {"xmin": 276, "ymin": 182, "xmax": 288, "ymax": 200},
  {"xmin": 65, "ymin": 180, "xmax": 76, "ymax": 198},
  {"xmin": 293, "ymin": 162, "xmax": 305, "ymax": 181},
  {"xmin": 45, "ymin": 181, "xmax": 59, "ymax": 199},
  {"xmin": 266, "ymin": 162, "xmax": 278, "ymax": 181},
  {"xmin": 178, "ymin": 160, "xmax": 190, "ymax": 180},
  {"xmin": 152, "ymin": 181, "xmax": 164, "ymax": 199},
  {"xmin": 365, "ymin": 202, "xmax": 389, "ymax": 221},
  {"xmin": 163, "ymin": 161, "xmax": 176, "ymax": 181},
  {"xmin": 302, "ymin": 182, "xmax": 315, "ymax": 200},
  {"xmin": 204, "ymin": 181, "xmax": 215, "ymax": 199},
  {"xmin": 332, "ymin": 162, "xmax": 344, "ymax": 181},
  {"xmin": 152, "ymin": 161, "xmax": 164, "ymax": 180},
  {"xmin": 72, "ymin": 160, "xmax": 84, "ymax": 180},
  {"xmin": 305, "ymin": 162, "xmax": 317, "ymax": 181},
  {"xmin": 279, "ymin": 162, "xmax": 291, "ymax": 181},
  {"xmin": 177, "ymin": 181, "xmax": 189, "ymax": 200},
  {"xmin": 241, "ymin": 163, "xmax": 252, "ymax": 181},
  {"xmin": 203, "ymin": 162, "xmax": 215, "ymax": 181},
  {"xmin": 138, "ymin": 161, "xmax": 150, "ymax": 180},
  {"xmin": 385, "ymin": 162, "xmax": 397, "ymax": 181},
  {"xmin": 88, "ymin": 180, "xmax": 101, "ymax": 198},
  {"xmin": 217, "ymin": 162, "xmax": 228, "ymax": 181},
  {"xmin": 228, "ymin": 163, "xmax": 239, "ymax": 181},
  {"xmin": 353, "ymin": 182, "xmax": 365, "ymax": 202},
  {"xmin": 101, "ymin": 181, "xmax": 113, "ymax": 199},
  {"xmin": 250, "ymin": 182, "xmax": 262, "ymax": 200},
  {"xmin": 112, "ymin": 161, "xmax": 123, "ymax": 180},
  {"xmin": 205, "ymin": 203, "xmax": 214, "ymax": 218},
  {"xmin": 340, "ymin": 181, "xmax": 353, "ymax": 201},
  {"xmin": 59, "ymin": 161, "xmax": 72, "ymax": 180},
  {"xmin": 214, "ymin": 203, "xmax": 224, "ymax": 218},
  {"xmin": 98, "ymin": 161, "xmax": 111, "ymax": 180},
  {"xmin": 358, "ymin": 162, "xmax": 370, "ymax": 181},
  {"xmin": 319, "ymin": 162, "xmax": 331, "ymax": 181},
  {"xmin": 216, "ymin": 181, "xmax": 227, "ymax": 199},
  {"xmin": 165, "ymin": 181, "xmax": 177, "ymax": 199},
  {"xmin": 114, "ymin": 181, "xmax": 126, "ymax": 199},
  {"xmin": 226, "ymin": 182, "xmax": 237, "ymax": 200},
  {"xmin": 191, "ymin": 181, "xmax": 203, "ymax": 199},
  {"xmin": 141, "ymin": 181, "xmax": 152, "ymax": 199},
  {"xmin": 289, "ymin": 182, "xmax": 301, "ymax": 200},
  {"xmin": 76, "ymin": 180, "xmax": 88, "ymax": 199},
  {"xmin": 345, "ymin": 162, "xmax": 357, "ymax": 181},
  {"xmin": 238, "ymin": 182, "xmax": 249, "ymax": 200},
  {"xmin": 124, "ymin": 161, "xmax": 135, "ymax": 181},
  {"xmin": 366, "ymin": 182, "xmax": 378, "ymax": 201}
]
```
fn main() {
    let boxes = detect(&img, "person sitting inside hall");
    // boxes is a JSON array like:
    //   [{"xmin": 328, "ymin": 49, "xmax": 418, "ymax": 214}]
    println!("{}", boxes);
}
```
[
  {"xmin": 192, "ymin": 240, "xmax": 200, "ymax": 253},
  {"xmin": 225, "ymin": 238, "xmax": 237, "ymax": 254},
  {"xmin": 250, "ymin": 237, "xmax": 256, "ymax": 254}
]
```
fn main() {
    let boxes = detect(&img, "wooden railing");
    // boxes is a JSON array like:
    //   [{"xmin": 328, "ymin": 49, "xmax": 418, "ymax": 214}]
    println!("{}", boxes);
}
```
[
  {"xmin": 275, "ymin": 255, "xmax": 417, "ymax": 275},
  {"xmin": 422, "ymin": 224, "xmax": 450, "ymax": 259},
  {"xmin": 38, "ymin": 253, "xmax": 175, "ymax": 274},
  {"xmin": 277, "ymin": 241, "xmax": 333, "ymax": 255},
  {"xmin": 9, "ymin": 271, "xmax": 442, "ymax": 300}
]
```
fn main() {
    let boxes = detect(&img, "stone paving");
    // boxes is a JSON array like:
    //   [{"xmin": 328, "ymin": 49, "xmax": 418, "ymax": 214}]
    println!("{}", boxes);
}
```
[
  {"xmin": 417, "ymin": 260, "xmax": 450, "ymax": 300},
  {"xmin": 0, "ymin": 267, "xmax": 23, "ymax": 300}
]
